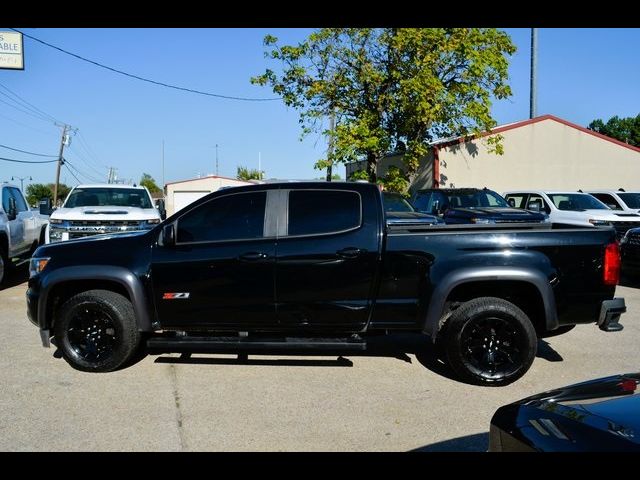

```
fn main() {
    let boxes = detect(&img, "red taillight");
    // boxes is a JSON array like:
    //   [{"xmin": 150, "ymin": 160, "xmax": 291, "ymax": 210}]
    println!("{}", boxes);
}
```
[
  {"xmin": 619, "ymin": 379, "xmax": 637, "ymax": 393},
  {"xmin": 603, "ymin": 242, "xmax": 621, "ymax": 286}
]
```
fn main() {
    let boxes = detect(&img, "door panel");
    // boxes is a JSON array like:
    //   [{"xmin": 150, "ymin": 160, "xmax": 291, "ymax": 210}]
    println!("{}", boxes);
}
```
[
  {"xmin": 151, "ymin": 190, "xmax": 277, "ymax": 329},
  {"xmin": 275, "ymin": 189, "xmax": 380, "ymax": 332}
]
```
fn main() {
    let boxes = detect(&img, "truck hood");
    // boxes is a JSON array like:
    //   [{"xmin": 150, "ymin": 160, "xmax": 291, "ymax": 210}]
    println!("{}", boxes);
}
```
[
  {"xmin": 446, "ymin": 207, "xmax": 545, "ymax": 221},
  {"xmin": 51, "ymin": 206, "xmax": 160, "ymax": 221},
  {"xmin": 386, "ymin": 211, "xmax": 443, "ymax": 225},
  {"xmin": 564, "ymin": 210, "xmax": 640, "ymax": 221},
  {"xmin": 518, "ymin": 373, "xmax": 640, "ymax": 444}
]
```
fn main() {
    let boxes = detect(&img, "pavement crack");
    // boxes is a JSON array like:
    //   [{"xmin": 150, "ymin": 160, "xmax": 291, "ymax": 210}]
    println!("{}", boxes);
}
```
[{"xmin": 169, "ymin": 364, "xmax": 187, "ymax": 451}]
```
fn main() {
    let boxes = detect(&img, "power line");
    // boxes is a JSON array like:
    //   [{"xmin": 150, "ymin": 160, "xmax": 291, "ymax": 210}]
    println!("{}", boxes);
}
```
[
  {"xmin": 63, "ymin": 163, "xmax": 82, "ymax": 184},
  {"xmin": 68, "ymin": 144, "xmax": 107, "ymax": 177},
  {"xmin": 0, "ymin": 83, "xmax": 61, "ymax": 124},
  {"xmin": 0, "ymin": 95, "xmax": 54, "ymax": 124},
  {"xmin": 0, "ymin": 155, "xmax": 59, "ymax": 164},
  {"xmin": 13, "ymin": 28, "xmax": 282, "ymax": 103},
  {"xmin": 0, "ymin": 111, "xmax": 56, "ymax": 136},
  {"xmin": 65, "ymin": 157, "xmax": 103, "ymax": 183},
  {"xmin": 0, "ymin": 142, "xmax": 58, "ymax": 158}
]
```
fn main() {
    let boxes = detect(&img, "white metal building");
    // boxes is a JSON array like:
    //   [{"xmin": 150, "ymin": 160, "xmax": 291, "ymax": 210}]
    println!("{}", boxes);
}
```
[
  {"xmin": 164, "ymin": 175, "xmax": 255, "ymax": 216},
  {"xmin": 346, "ymin": 115, "xmax": 640, "ymax": 194}
]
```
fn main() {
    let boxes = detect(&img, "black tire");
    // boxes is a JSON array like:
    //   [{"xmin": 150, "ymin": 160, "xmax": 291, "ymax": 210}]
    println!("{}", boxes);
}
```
[
  {"xmin": 442, "ymin": 297, "xmax": 537, "ymax": 386},
  {"xmin": 538, "ymin": 324, "xmax": 575, "ymax": 339},
  {"xmin": 54, "ymin": 289, "xmax": 141, "ymax": 372}
]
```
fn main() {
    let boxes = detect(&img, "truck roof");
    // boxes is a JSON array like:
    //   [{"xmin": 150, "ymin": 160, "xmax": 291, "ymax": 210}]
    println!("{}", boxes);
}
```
[{"xmin": 72, "ymin": 184, "xmax": 148, "ymax": 190}]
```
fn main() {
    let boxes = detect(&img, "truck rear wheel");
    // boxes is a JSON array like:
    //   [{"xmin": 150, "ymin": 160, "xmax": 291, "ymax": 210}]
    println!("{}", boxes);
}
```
[
  {"xmin": 54, "ymin": 289, "xmax": 141, "ymax": 372},
  {"xmin": 443, "ymin": 297, "xmax": 537, "ymax": 386}
]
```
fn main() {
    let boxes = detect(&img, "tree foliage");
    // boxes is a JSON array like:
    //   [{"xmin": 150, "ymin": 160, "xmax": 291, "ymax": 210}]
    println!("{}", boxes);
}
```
[
  {"xmin": 25, "ymin": 183, "xmax": 72, "ymax": 206},
  {"xmin": 588, "ymin": 114, "xmax": 640, "ymax": 147},
  {"xmin": 236, "ymin": 166, "xmax": 264, "ymax": 181},
  {"xmin": 252, "ymin": 28, "xmax": 515, "ymax": 182},
  {"xmin": 378, "ymin": 166, "xmax": 409, "ymax": 195},
  {"xmin": 25, "ymin": 184, "xmax": 53, "ymax": 207},
  {"xmin": 140, "ymin": 173, "xmax": 162, "ymax": 194}
]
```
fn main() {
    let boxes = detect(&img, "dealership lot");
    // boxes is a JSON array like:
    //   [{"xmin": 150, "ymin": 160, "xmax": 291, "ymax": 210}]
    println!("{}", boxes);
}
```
[{"xmin": 1, "ymin": 267, "xmax": 638, "ymax": 452}]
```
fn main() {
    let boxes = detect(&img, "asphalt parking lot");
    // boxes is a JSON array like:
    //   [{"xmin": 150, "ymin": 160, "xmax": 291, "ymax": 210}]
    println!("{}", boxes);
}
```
[{"xmin": 1, "ymin": 266, "xmax": 638, "ymax": 452}]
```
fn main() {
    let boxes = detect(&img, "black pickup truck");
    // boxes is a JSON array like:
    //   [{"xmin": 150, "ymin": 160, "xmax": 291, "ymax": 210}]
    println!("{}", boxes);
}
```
[{"xmin": 26, "ymin": 182, "xmax": 626, "ymax": 386}]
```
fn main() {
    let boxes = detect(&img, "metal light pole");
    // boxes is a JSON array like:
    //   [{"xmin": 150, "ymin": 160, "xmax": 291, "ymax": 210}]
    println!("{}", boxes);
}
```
[
  {"xmin": 530, "ymin": 28, "xmax": 538, "ymax": 119},
  {"xmin": 12, "ymin": 175, "xmax": 32, "ymax": 191}
]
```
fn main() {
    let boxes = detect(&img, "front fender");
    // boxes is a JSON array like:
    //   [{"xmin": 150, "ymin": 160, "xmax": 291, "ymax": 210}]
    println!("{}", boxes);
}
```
[
  {"xmin": 423, "ymin": 267, "xmax": 558, "ymax": 339},
  {"xmin": 37, "ymin": 265, "xmax": 152, "ymax": 331}
]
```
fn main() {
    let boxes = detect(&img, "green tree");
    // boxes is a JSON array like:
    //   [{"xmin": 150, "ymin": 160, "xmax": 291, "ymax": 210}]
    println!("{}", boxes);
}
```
[
  {"xmin": 140, "ymin": 173, "xmax": 162, "ymax": 194},
  {"xmin": 26, "ymin": 183, "xmax": 53, "ymax": 207},
  {"xmin": 315, "ymin": 173, "xmax": 342, "ymax": 181},
  {"xmin": 588, "ymin": 114, "xmax": 640, "ymax": 147},
  {"xmin": 378, "ymin": 166, "xmax": 409, "ymax": 195},
  {"xmin": 236, "ymin": 166, "xmax": 264, "ymax": 181},
  {"xmin": 252, "ymin": 28, "xmax": 515, "ymax": 183},
  {"xmin": 48, "ymin": 183, "xmax": 71, "ymax": 203}
]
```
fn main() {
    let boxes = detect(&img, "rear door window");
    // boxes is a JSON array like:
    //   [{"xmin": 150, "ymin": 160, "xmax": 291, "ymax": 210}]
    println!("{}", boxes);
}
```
[{"xmin": 287, "ymin": 190, "xmax": 361, "ymax": 236}]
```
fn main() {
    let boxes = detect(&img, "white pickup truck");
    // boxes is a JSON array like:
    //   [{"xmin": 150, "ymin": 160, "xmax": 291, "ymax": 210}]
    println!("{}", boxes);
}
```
[
  {"xmin": 0, "ymin": 183, "xmax": 49, "ymax": 286},
  {"xmin": 45, "ymin": 184, "xmax": 162, "ymax": 243},
  {"xmin": 504, "ymin": 189, "xmax": 640, "ymax": 240}
]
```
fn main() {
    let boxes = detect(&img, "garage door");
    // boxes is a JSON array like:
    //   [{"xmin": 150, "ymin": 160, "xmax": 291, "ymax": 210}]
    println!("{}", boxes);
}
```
[{"xmin": 173, "ymin": 191, "xmax": 210, "ymax": 213}]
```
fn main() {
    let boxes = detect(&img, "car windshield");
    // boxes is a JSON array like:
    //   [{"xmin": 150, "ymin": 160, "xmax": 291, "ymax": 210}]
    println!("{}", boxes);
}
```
[
  {"xmin": 64, "ymin": 188, "xmax": 153, "ymax": 208},
  {"xmin": 383, "ymin": 193, "xmax": 415, "ymax": 212},
  {"xmin": 618, "ymin": 193, "xmax": 640, "ymax": 209},
  {"xmin": 444, "ymin": 189, "xmax": 510, "ymax": 208},
  {"xmin": 549, "ymin": 193, "xmax": 609, "ymax": 211}
]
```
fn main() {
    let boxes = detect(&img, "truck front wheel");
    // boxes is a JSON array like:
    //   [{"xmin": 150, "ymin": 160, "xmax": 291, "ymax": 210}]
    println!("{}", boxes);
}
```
[
  {"xmin": 443, "ymin": 297, "xmax": 537, "ymax": 386},
  {"xmin": 54, "ymin": 289, "xmax": 141, "ymax": 372}
]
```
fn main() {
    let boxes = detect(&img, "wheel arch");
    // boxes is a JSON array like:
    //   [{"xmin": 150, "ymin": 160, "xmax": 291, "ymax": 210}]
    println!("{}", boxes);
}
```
[
  {"xmin": 38, "ymin": 265, "xmax": 153, "ymax": 332},
  {"xmin": 424, "ymin": 267, "xmax": 558, "ymax": 340}
]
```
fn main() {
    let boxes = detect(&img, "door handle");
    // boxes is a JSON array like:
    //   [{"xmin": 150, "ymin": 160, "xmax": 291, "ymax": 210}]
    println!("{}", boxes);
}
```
[
  {"xmin": 238, "ymin": 251, "xmax": 269, "ymax": 261},
  {"xmin": 337, "ymin": 247, "xmax": 364, "ymax": 259}
]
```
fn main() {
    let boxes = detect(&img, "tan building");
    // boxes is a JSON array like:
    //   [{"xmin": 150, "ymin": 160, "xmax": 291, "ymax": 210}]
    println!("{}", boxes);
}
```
[
  {"xmin": 346, "ymin": 115, "xmax": 640, "ymax": 194},
  {"xmin": 164, "ymin": 175, "xmax": 255, "ymax": 216}
]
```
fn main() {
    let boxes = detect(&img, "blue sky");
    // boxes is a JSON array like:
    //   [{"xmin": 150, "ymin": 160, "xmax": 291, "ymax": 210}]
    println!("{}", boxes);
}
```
[{"xmin": 1, "ymin": 28, "xmax": 639, "ymax": 189}]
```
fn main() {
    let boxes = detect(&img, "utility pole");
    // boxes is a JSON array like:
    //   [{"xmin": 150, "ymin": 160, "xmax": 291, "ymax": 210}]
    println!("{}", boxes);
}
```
[
  {"xmin": 326, "ymin": 107, "xmax": 336, "ymax": 182},
  {"xmin": 161, "ymin": 140, "xmax": 165, "ymax": 191},
  {"xmin": 530, "ymin": 28, "xmax": 538, "ymax": 119},
  {"xmin": 215, "ymin": 144, "xmax": 219, "ymax": 176},
  {"xmin": 53, "ymin": 124, "xmax": 70, "ymax": 206},
  {"xmin": 258, "ymin": 152, "xmax": 262, "ymax": 180}
]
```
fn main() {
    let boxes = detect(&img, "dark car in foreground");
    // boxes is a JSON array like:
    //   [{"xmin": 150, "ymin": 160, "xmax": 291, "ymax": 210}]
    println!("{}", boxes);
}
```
[
  {"xmin": 490, "ymin": 373, "xmax": 640, "ymax": 451},
  {"xmin": 382, "ymin": 192, "xmax": 443, "ymax": 226},
  {"xmin": 412, "ymin": 188, "xmax": 547, "ymax": 224}
]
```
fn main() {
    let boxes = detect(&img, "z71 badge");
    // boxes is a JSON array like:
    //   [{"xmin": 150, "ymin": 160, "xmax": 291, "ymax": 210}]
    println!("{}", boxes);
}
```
[{"xmin": 162, "ymin": 292, "xmax": 190, "ymax": 300}]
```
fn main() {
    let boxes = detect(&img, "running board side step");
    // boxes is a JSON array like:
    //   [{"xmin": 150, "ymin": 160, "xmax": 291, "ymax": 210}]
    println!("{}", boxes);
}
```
[{"xmin": 147, "ymin": 336, "xmax": 367, "ymax": 354}]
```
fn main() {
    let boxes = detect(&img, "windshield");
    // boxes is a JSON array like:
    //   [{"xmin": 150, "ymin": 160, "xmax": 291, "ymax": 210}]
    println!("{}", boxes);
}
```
[
  {"xmin": 64, "ymin": 188, "xmax": 153, "ymax": 209},
  {"xmin": 548, "ymin": 193, "xmax": 609, "ymax": 211},
  {"xmin": 618, "ymin": 193, "xmax": 640, "ymax": 209},
  {"xmin": 383, "ymin": 193, "xmax": 415, "ymax": 212},
  {"xmin": 444, "ymin": 190, "xmax": 510, "ymax": 208}
]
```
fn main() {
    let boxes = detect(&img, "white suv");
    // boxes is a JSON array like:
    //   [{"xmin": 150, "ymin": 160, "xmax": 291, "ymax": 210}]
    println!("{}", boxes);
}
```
[
  {"xmin": 46, "ymin": 184, "xmax": 161, "ymax": 243},
  {"xmin": 586, "ymin": 189, "xmax": 640, "ymax": 214},
  {"xmin": 503, "ymin": 190, "xmax": 640, "ymax": 240}
]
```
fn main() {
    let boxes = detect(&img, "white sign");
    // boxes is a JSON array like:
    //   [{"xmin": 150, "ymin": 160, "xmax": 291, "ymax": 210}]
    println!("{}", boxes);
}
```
[{"xmin": 0, "ymin": 32, "xmax": 24, "ymax": 70}]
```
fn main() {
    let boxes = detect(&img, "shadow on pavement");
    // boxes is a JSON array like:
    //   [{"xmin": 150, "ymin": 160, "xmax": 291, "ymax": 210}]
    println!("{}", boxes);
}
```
[
  {"xmin": 410, "ymin": 432, "xmax": 488, "ymax": 452},
  {"xmin": 152, "ymin": 333, "xmax": 459, "ymax": 378},
  {"xmin": 3, "ymin": 264, "xmax": 29, "ymax": 289},
  {"xmin": 536, "ymin": 339, "xmax": 563, "ymax": 362},
  {"xmin": 619, "ymin": 273, "xmax": 640, "ymax": 289}
]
